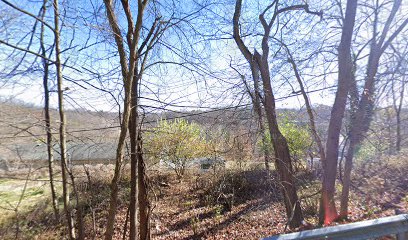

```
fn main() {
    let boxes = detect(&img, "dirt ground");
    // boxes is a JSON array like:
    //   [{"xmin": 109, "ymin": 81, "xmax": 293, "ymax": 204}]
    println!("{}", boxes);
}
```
[{"xmin": 0, "ymin": 156, "xmax": 407, "ymax": 239}]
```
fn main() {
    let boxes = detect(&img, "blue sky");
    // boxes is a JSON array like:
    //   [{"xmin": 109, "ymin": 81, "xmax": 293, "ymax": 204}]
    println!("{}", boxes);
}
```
[{"xmin": 4, "ymin": 0, "xmax": 402, "ymax": 113}]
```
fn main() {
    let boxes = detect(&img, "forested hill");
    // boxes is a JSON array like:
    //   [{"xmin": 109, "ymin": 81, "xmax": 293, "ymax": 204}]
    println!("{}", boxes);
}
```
[
  {"xmin": 1, "ymin": 99, "xmax": 333, "ymax": 141},
  {"xmin": 3, "ymin": 99, "xmax": 406, "ymax": 139},
  {"xmin": 0, "ymin": 99, "xmax": 332, "ymax": 164},
  {"xmin": 0, "ymin": 100, "xmax": 118, "ymax": 141}
]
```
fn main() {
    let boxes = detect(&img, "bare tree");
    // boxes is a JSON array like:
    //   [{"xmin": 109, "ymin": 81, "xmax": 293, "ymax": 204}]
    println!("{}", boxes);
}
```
[
  {"xmin": 53, "ymin": 0, "xmax": 75, "ymax": 238},
  {"xmin": 102, "ymin": 0, "xmax": 151, "ymax": 239},
  {"xmin": 230, "ymin": 63, "xmax": 271, "ymax": 170},
  {"xmin": 319, "ymin": 0, "xmax": 357, "ymax": 225},
  {"xmin": 279, "ymin": 41, "xmax": 326, "ymax": 165},
  {"xmin": 0, "ymin": 0, "xmax": 75, "ymax": 233},
  {"xmin": 40, "ymin": 0, "xmax": 58, "ymax": 220},
  {"xmin": 129, "ymin": 13, "xmax": 162, "ymax": 240},
  {"xmin": 233, "ymin": 0, "xmax": 322, "ymax": 228},
  {"xmin": 340, "ymin": 0, "xmax": 408, "ymax": 218},
  {"xmin": 392, "ymin": 75, "xmax": 406, "ymax": 153},
  {"xmin": 389, "ymin": 44, "xmax": 407, "ymax": 152}
]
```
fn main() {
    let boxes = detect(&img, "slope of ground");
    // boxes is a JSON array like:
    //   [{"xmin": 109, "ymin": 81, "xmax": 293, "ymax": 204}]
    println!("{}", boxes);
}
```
[{"xmin": 0, "ymin": 154, "xmax": 407, "ymax": 239}]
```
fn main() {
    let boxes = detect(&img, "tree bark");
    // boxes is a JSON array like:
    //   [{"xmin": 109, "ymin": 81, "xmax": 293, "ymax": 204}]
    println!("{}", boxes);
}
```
[
  {"xmin": 137, "ymin": 134, "xmax": 150, "ymax": 240},
  {"xmin": 103, "ymin": 1, "xmax": 146, "ymax": 239},
  {"xmin": 339, "ymin": 0, "xmax": 407, "ymax": 218},
  {"xmin": 129, "ymin": 74, "xmax": 151, "ymax": 240},
  {"xmin": 393, "ymin": 73, "xmax": 405, "ymax": 152},
  {"xmin": 128, "ymin": 14, "xmax": 159, "ymax": 240},
  {"xmin": 53, "ymin": 0, "xmax": 73, "ymax": 236},
  {"xmin": 128, "ymin": 61, "xmax": 139, "ymax": 240},
  {"xmin": 255, "ymin": 50, "xmax": 303, "ymax": 228},
  {"xmin": 340, "ymin": 46, "xmax": 381, "ymax": 218},
  {"xmin": 234, "ymin": 60, "xmax": 271, "ymax": 170},
  {"xmin": 40, "ymin": 0, "xmax": 58, "ymax": 221},
  {"xmin": 53, "ymin": 0, "xmax": 75, "ymax": 238},
  {"xmin": 103, "ymin": 1, "xmax": 150, "ymax": 239},
  {"xmin": 319, "ymin": 0, "xmax": 357, "ymax": 225},
  {"xmin": 104, "ymin": 89, "xmax": 132, "ymax": 240},
  {"xmin": 251, "ymin": 65, "xmax": 271, "ymax": 171},
  {"xmin": 232, "ymin": 0, "xmax": 317, "ymax": 228}
]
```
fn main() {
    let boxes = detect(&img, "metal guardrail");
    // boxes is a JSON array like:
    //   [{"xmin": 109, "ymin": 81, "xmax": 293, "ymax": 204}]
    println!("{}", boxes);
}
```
[{"xmin": 263, "ymin": 214, "xmax": 408, "ymax": 240}]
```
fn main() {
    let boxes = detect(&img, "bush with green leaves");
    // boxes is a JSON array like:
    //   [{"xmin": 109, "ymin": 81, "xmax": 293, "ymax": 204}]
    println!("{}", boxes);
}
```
[
  {"xmin": 144, "ymin": 119, "xmax": 208, "ymax": 178},
  {"xmin": 260, "ymin": 116, "xmax": 312, "ymax": 163}
]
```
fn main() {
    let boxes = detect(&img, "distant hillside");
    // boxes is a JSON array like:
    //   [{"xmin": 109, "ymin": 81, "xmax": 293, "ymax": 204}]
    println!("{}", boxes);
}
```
[
  {"xmin": 0, "ymin": 100, "xmax": 119, "ymax": 136},
  {"xmin": 0, "ymin": 99, "xmax": 335, "ymax": 165},
  {"xmin": 153, "ymin": 104, "xmax": 333, "ymax": 137},
  {"xmin": 0, "ymin": 100, "xmax": 119, "ymax": 165}
]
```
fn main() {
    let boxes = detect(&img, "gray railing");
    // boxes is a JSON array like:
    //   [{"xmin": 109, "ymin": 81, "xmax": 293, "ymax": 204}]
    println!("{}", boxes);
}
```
[{"xmin": 263, "ymin": 214, "xmax": 408, "ymax": 240}]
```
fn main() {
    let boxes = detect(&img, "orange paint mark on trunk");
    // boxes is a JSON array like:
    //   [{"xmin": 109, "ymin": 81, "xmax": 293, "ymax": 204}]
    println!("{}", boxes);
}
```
[{"xmin": 323, "ymin": 194, "xmax": 337, "ymax": 225}]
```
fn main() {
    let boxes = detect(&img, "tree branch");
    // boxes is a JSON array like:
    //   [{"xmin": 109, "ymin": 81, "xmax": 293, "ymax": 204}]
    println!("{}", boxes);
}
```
[
  {"xmin": 1, "ymin": 0, "xmax": 55, "ymax": 33},
  {"xmin": 232, "ymin": 0, "xmax": 254, "ymax": 62},
  {"xmin": 103, "ymin": 0, "xmax": 129, "ymax": 80}
]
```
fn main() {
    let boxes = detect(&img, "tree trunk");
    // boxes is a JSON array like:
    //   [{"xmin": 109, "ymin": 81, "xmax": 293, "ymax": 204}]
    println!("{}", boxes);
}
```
[
  {"xmin": 256, "ymin": 52, "xmax": 303, "ymax": 228},
  {"xmin": 129, "ymin": 72, "xmax": 151, "ymax": 239},
  {"xmin": 240, "ymin": 61, "xmax": 271, "ymax": 171},
  {"xmin": 394, "ymin": 79, "xmax": 405, "ymax": 152},
  {"xmin": 127, "ymin": 15, "xmax": 161, "ymax": 239},
  {"xmin": 339, "ymin": 138, "xmax": 355, "ymax": 217},
  {"xmin": 319, "ymin": 0, "xmax": 357, "ymax": 225},
  {"xmin": 129, "ymin": 71, "xmax": 139, "ymax": 240},
  {"xmin": 77, "ymin": 202, "xmax": 85, "ymax": 240},
  {"xmin": 102, "ymin": 1, "xmax": 148, "ymax": 238},
  {"xmin": 138, "ymin": 134, "xmax": 150, "ymax": 240},
  {"xmin": 260, "ymin": 120, "xmax": 271, "ymax": 171},
  {"xmin": 251, "ymin": 65, "xmax": 271, "ymax": 171},
  {"xmin": 396, "ymin": 108, "xmax": 401, "ymax": 152},
  {"xmin": 339, "ymin": 47, "xmax": 380, "ymax": 218},
  {"xmin": 339, "ymin": 0, "xmax": 407, "ymax": 217},
  {"xmin": 232, "ymin": 0, "xmax": 304, "ymax": 227},
  {"xmin": 53, "ymin": 0, "xmax": 75, "ymax": 238},
  {"xmin": 104, "ymin": 98, "xmax": 132, "ymax": 240},
  {"xmin": 40, "ymin": 0, "xmax": 58, "ymax": 221}
]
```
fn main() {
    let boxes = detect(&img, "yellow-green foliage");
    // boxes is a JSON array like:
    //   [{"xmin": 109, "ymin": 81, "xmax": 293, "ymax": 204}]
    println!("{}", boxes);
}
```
[
  {"xmin": 261, "ymin": 117, "xmax": 312, "ymax": 159},
  {"xmin": 145, "ymin": 119, "xmax": 208, "ymax": 177}
]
